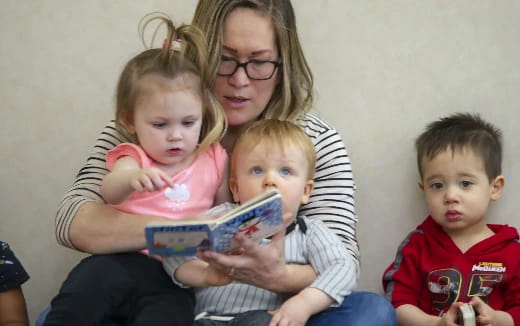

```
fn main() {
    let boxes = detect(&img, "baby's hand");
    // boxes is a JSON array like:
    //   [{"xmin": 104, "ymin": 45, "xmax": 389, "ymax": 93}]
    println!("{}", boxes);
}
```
[
  {"xmin": 268, "ymin": 295, "xmax": 311, "ymax": 326},
  {"xmin": 130, "ymin": 167, "xmax": 173, "ymax": 192}
]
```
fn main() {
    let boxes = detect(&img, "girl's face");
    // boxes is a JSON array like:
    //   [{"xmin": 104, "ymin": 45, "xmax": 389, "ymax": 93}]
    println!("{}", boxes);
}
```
[
  {"xmin": 127, "ymin": 74, "xmax": 203, "ymax": 169},
  {"xmin": 213, "ymin": 7, "xmax": 280, "ymax": 130}
]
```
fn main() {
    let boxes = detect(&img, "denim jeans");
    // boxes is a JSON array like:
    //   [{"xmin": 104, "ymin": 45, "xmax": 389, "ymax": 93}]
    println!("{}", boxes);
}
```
[
  {"xmin": 192, "ymin": 292, "xmax": 396, "ymax": 326},
  {"xmin": 38, "ymin": 291, "xmax": 395, "ymax": 326},
  {"xmin": 307, "ymin": 291, "xmax": 396, "ymax": 326}
]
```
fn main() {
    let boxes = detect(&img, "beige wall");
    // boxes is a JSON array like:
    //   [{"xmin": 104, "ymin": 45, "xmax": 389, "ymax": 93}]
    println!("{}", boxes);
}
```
[{"xmin": 1, "ymin": 1, "xmax": 519, "ymax": 323}]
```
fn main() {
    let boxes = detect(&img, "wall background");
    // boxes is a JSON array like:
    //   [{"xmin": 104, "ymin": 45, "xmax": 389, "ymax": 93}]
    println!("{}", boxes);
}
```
[{"xmin": 1, "ymin": 1, "xmax": 518, "ymax": 323}]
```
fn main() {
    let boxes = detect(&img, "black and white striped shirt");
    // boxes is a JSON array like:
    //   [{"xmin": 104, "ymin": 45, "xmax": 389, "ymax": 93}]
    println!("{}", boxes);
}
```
[
  {"xmin": 163, "ymin": 216, "xmax": 357, "ymax": 315},
  {"xmin": 54, "ymin": 113, "xmax": 359, "ymax": 272}
]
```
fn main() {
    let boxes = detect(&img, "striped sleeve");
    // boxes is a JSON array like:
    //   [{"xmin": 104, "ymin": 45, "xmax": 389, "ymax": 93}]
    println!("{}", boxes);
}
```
[
  {"xmin": 162, "ymin": 255, "xmax": 198, "ymax": 288},
  {"xmin": 297, "ymin": 113, "xmax": 360, "ymax": 274},
  {"xmin": 300, "ymin": 218, "xmax": 357, "ymax": 305},
  {"xmin": 55, "ymin": 121, "xmax": 129, "ymax": 249}
]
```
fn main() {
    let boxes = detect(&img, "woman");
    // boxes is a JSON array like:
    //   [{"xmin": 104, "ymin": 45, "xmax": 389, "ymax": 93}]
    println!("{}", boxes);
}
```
[{"xmin": 51, "ymin": 0, "xmax": 395, "ymax": 325}]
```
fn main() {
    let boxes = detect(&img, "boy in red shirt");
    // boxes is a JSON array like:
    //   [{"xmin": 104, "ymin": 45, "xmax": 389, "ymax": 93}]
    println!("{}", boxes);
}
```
[{"xmin": 383, "ymin": 113, "xmax": 520, "ymax": 326}]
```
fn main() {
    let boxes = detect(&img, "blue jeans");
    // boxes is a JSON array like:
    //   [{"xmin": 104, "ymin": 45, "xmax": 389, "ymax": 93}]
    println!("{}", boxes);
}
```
[
  {"xmin": 193, "ymin": 292, "xmax": 396, "ymax": 325},
  {"xmin": 38, "ymin": 291, "xmax": 395, "ymax": 326},
  {"xmin": 307, "ymin": 291, "xmax": 396, "ymax": 325}
]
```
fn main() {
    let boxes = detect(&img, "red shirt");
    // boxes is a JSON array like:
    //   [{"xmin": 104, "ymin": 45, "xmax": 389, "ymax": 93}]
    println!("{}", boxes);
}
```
[{"xmin": 383, "ymin": 216, "xmax": 520, "ymax": 324}]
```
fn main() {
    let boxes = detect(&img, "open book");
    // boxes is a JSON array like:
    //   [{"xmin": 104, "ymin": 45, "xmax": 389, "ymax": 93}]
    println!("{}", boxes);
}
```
[{"xmin": 145, "ymin": 189, "xmax": 283, "ymax": 256}]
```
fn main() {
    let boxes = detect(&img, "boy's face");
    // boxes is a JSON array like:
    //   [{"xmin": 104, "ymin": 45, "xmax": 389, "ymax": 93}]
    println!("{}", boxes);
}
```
[
  {"xmin": 230, "ymin": 142, "xmax": 314, "ymax": 224},
  {"xmin": 419, "ymin": 147, "xmax": 504, "ymax": 237}
]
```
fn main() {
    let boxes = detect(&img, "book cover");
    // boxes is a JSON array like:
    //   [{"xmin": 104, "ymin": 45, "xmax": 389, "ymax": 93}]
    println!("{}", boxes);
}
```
[{"xmin": 145, "ymin": 189, "xmax": 283, "ymax": 256}]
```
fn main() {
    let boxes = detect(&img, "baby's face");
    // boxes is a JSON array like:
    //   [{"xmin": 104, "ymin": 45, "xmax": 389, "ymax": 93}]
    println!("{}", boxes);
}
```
[
  {"xmin": 419, "ymin": 147, "xmax": 503, "ymax": 237},
  {"xmin": 230, "ymin": 142, "xmax": 313, "ymax": 221}
]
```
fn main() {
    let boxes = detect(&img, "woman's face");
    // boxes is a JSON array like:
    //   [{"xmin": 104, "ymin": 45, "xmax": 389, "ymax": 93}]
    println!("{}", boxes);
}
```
[{"xmin": 214, "ymin": 7, "xmax": 280, "ymax": 129}]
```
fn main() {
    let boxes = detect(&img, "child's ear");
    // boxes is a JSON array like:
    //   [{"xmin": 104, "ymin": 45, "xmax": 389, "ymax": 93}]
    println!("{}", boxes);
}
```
[
  {"xmin": 490, "ymin": 175, "xmax": 505, "ymax": 201},
  {"xmin": 300, "ymin": 180, "xmax": 315, "ymax": 205},
  {"xmin": 228, "ymin": 177, "xmax": 240, "ymax": 203},
  {"xmin": 418, "ymin": 181, "xmax": 425, "ymax": 191}
]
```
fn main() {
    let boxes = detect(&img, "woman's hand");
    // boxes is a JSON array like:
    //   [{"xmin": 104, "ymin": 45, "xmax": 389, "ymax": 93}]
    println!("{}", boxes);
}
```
[
  {"xmin": 197, "ymin": 211, "xmax": 317, "ymax": 293},
  {"xmin": 197, "ymin": 228, "xmax": 288, "ymax": 291}
]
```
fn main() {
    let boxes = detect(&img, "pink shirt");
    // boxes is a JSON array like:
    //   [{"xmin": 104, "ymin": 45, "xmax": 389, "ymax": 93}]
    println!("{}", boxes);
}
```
[{"xmin": 106, "ymin": 142, "xmax": 227, "ymax": 219}]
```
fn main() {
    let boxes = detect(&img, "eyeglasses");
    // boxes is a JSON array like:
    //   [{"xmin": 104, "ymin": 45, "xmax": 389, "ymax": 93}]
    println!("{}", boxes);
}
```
[{"xmin": 217, "ymin": 56, "xmax": 281, "ymax": 80}]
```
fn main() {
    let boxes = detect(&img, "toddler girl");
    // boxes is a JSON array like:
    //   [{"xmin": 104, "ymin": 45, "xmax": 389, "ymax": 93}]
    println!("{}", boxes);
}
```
[{"xmin": 44, "ymin": 13, "xmax": 229, "ymax": 326}]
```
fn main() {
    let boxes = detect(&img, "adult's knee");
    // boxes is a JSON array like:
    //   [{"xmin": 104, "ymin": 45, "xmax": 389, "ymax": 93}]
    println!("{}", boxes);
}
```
[
  {"xmin": 129, "ymin": 290, "xmax": 195, "ymax": 326},
  {"xmin": 60, "ymin": 254, "xmax": 131, "ymax": 292},
  {"xmin": 349, "ymin": 291, "xmax": 396, "ymax": 325}
]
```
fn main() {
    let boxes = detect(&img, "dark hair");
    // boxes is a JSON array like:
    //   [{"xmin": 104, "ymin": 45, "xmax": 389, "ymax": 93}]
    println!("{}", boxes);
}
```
[{"xmin": 415, "ymin": 112, "xmax": 502, "ymax": 180}]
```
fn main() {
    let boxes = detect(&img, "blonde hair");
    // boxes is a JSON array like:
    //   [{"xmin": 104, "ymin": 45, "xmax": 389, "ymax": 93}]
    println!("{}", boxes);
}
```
[
  {"xmin": 230, "ymin": 119, "xmax": 316, "ymax": 179},
  {"xmin": 115, "ymin": 12, "xmax": 226, "ymax": 153},
  {"xmin": 192, "ymin": 0, "xmax": 314, "ymax": 122}
]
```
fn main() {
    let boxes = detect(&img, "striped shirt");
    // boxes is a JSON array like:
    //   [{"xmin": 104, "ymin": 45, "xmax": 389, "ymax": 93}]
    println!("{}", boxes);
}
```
[
  {"xmin": 54, "ymin": 113, "xmax": 360, "ymax": 273},
  {"xmin": 163, "ymin": 216, "xmax": 357, "ymax": 315}
]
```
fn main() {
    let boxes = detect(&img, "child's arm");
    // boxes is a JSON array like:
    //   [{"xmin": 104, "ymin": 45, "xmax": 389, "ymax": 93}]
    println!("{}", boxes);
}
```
[
  {"xmin": 0, "ymin": 287, "xmax": 29, "ymax": 326},
  {"xmin": 304, "ymin": 219, "xmax": 358, "ymax": 303},
  {"xmin": 100, "ymin": 156, "xmax": 173, "ymax": 204},
  {"xmin": 395, "ymin": 304, "xmax": 449, "ymax": 326},
  {"xmin": 175, "ymin": 259, "xmax": 231, "ymax": 287},
  {"xmin": 268, "ymin": 288, "xmax": 333, "ymax": 326},
  {"xmin": 164, "ymin": 257, "xmax": 231, "ymax": 287},
  {"xmin": 383, "ymin": 230, "xmax": 433, "ymax": 324},
  {"xmin": 268, "ymin": 218, "xmax": 357, "ymax": 325}
]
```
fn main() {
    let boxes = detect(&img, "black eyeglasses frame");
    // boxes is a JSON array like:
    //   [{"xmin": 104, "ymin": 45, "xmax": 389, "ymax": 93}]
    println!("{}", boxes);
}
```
[{"xmin": 217, "ymin": 57, "xmax": 281, "ymax": 80}]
